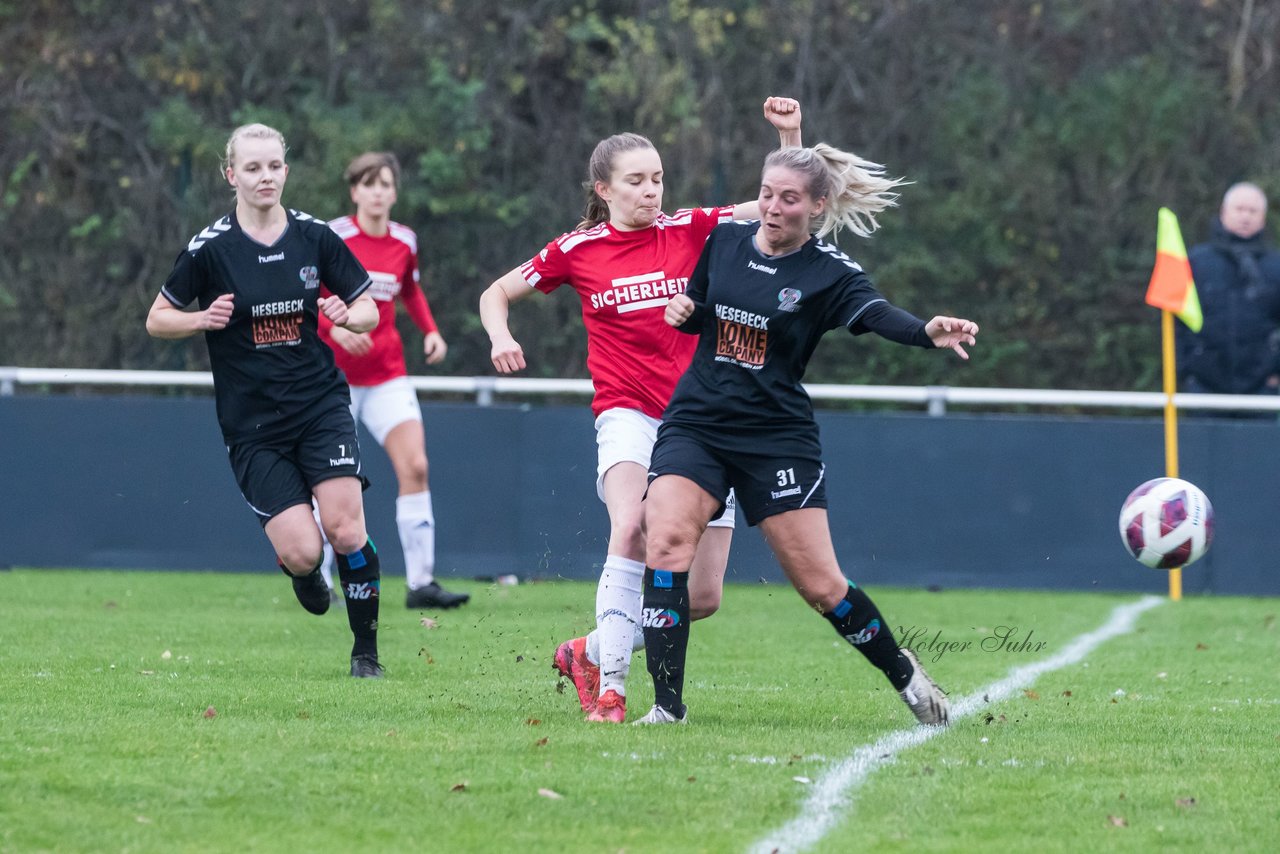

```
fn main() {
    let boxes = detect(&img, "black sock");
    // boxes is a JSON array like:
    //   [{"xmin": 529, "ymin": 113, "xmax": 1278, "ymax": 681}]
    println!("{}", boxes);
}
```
[
  {"xmin": 641, "ymin": 568, "xmax": 690, "ymax": 716},
  {"xmin": 336, "ymin": 539, "xmax": 380, "ymax": 659},
  {"xmin": 824, "ymin": 584, "xmax": 914, "ymax": 690}
]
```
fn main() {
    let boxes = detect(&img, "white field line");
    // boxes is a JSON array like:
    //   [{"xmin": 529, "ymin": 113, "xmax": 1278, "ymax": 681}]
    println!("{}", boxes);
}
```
[{"xmin": 749, "ymin": 595, "xmax": 1165, "ymax": 854}]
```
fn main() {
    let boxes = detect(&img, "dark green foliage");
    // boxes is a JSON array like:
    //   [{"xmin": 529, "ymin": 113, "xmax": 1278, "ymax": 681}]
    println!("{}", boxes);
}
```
[{"xmin": 2, "ymin": 0, "xmax": 1278, "ymax": 390}]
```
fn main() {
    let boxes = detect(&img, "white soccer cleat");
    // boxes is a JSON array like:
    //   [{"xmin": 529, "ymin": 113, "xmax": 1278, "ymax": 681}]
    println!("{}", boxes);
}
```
[
  {"xmin": 898, "ymin": 649, "xmax": 950, "ymax": 727},
  {"xmin": 632, "ymin": 704, "xmax": 687, "ymax": 725}
]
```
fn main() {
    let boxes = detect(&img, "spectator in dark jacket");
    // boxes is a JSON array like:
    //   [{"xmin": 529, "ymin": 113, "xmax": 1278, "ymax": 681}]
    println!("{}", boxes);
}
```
[{"xmin": 1177, "ymin": 182, "xmax": 1280, "ymax": 398}]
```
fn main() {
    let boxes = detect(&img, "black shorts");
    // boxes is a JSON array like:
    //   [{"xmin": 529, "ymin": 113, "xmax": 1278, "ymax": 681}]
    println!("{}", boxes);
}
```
[
  {"xmin": 648, "ymin": 424, "xmax": 827, "ymax": 527},
  {"xmin": 228, "ymin": 403, "xmax": 367, "ymax": 527}
]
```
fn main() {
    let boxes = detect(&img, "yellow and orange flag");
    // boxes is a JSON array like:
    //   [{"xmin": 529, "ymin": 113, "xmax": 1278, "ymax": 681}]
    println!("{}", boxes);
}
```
[{"xmin": 1145, "ymin": 207, "xmax": 1202, "ymax": 332}]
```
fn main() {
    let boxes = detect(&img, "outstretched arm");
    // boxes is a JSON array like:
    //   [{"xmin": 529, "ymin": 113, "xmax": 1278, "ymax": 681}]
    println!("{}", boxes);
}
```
[
  {"xmin": 764, "ymin": 96, "xmax": 802, "ymax": 148},
  {"xmin": 924, "ymin": 316, "xmax": 980, "ymax": 360},
  {"xmin": 733, "ymin": 96, "xmax": 804, "ymax": 220}
]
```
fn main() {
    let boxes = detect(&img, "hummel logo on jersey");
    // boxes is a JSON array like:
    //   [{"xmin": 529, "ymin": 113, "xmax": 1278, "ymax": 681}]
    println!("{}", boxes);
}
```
[
  {"xmin": 329, "ymin": 454, "xmax": 356, "ymax": 466},
  {"xmin": 748, "ymin": 259, "xmax": 777, "ymax": 275},
  {"xmin": 642, "ymin": 607, "xmax": 681, "ymax": 628},
  {"xmin": 345, "ymin": 581, "xmax": 378, "ymax": 600},
  {"xmin": 590, "ymin": 271, "xmax": 688, "ymax": 313},
  {"xmin": 816, "ymin": 241, "xmax": 864, "ymax": 272},
  {"xmin": 258, "ymin": 252, "xmax": 284, "ymax": 263},
  {"xmin": 186, "ymin": 217, "xmax": 232, "ymax": 252}
]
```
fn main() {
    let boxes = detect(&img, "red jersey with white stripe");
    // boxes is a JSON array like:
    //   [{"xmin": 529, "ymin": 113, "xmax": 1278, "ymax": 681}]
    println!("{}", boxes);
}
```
[
  {"xmin": 520, "ymin": 206, "xmax": 735, "ymax": 418},
  {"xmin": 319, "ymin": 215, "xmax": 438, "ymax": 386}
]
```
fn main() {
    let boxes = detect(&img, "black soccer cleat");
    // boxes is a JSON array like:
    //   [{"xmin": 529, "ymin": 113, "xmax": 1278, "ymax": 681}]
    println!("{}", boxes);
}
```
[
  {"xmin": 405, "ymin": 581, "xmax": 470, "ymax": 610},
  {"xmin": 284, "ymin": 565, "xmax": 331, "ymax": 616},
  {"xmin": 350, "ymin": 654, "xmax": 385, "ymax": 679}
]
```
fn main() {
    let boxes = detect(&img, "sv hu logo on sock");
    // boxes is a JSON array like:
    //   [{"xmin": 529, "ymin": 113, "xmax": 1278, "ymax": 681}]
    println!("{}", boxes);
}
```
[
  {"xmin": 845, "ymin": 618, "xmax": 881, "ymax": 645},
  {"xmin": 641, "ymin": 607, "xmax": 680, "ymax": 628},
  {"xmin": 345, "ymin": 581, "xmax": 379, "ymax": 600}
]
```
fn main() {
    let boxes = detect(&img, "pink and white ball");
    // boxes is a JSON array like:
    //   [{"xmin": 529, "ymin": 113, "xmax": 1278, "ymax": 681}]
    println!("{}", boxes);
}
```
[{"xmin": 1119, "ymin": 477, "xmax": 1215, "ymax": 569}]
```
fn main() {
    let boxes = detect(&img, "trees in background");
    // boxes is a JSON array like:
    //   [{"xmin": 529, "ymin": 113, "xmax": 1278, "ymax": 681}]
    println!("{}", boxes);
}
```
[{"xmin": 3, "ymin": 0, "xmax": 1278, "ymax": 391}]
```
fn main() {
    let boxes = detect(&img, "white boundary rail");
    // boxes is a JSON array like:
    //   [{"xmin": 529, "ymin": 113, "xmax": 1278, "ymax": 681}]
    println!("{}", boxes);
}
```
[{"xmin": 3, "ymin": 366, "xmax": 1280, "ymax": 415}]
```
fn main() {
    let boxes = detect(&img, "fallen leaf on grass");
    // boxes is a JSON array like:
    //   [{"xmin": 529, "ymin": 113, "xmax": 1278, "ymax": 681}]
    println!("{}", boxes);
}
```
[
  {"xmin": 686, "ymin": 776, "xmax": 696, "ymax": 782},
  {"xmin": 516, "ymin": 655, "xmax": 525, "ymax": 663},
  {"xmin": 450, "ymin": 782, "xmax": 468, "ymax": 793},
  {"xmin": 538, "ymin": 788, "xmax": 563, "ymax": 800},
  {"xmin": 1195, "ymin": 643, "xmax": 1208, "ymax": 651},
  {"xmin": 1176, "ymin": 797, "xmax": 1197, "ymax": 809},
  {"xmin": 418, "ymin": 647, "xmax": 435, "ymax": 664},
  {"xmin": 1107, "ymin": 815, "xmax": 1128, "ymax": 828},
  {"xmin": 535, "ymin": 737, "xmax": 548, "ymax": 747},
  {"xmin": 202, "ymin": 706, "xmax": 217, "ymax": 719},
  {"xmin": 526, "ymin": 718, "xmax": 541, "ymax": 726},
  {"xmin": 1061, "ymin": 690, "xmax": 1073, "ymax": 697},
  {"xmin": 1023, "ymin": 690, "xmax": 1040, "ymax": 700},
  {"xmin": 419, "ymin": 617, "xmax": 439, "ymax": 629}
]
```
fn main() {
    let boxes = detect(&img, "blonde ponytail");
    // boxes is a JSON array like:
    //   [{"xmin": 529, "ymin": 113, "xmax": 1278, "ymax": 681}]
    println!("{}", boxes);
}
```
[{"xmin": 763, "ymin": 143, "xmax": 907, "ymax": 239}]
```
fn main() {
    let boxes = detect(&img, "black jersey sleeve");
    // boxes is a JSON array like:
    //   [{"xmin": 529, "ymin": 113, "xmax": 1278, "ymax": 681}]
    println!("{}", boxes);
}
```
[
  {"xmin": 850, "ymin": 300, "xmax": 934, "ymax": 347},
  {"xmin": 319, "ymin": 227, "xmax": 373, "ymax": 303},
  {"xmin": 160, "ymin": 247, "xmax": 208, "ymax": 309},
  {"xmin": 675, "ymin": 227, "xmax": 716, "ymax": 334}
]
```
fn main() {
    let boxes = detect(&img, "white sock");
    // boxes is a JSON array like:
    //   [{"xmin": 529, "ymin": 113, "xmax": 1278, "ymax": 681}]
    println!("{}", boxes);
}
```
[
  {"xmin": 594, "ymin": 555, "xmax": 644, "ymax": 698},
  {"xmin": 312, "ymin": 504, "xmax": 335, "ymax": 591},
  {"xmin": 397, "ymin": 490, "xmax": 435, "ymax": 590},
  {"xmin": 585, "ymin": 624, "xmax": 645, "ymax": 664}
]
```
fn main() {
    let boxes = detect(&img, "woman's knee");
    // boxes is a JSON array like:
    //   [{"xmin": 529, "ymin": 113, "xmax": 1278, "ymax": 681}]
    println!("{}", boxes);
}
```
[
  {"xmin": 277, "ymin": 540, "xmax": 323, "ymax": 574},
  {"xmin": 644, "ymin": 521, "xmax": 700, "ymax": 570},
  {"xmin": 396, "ymin": 451, "xmax": 428, "ymax": 492},
  {"xmin": 324, "ymin": 517, "xmax": 367, "ymax": 555},
  {"xmin": 608, "ymin": 505, "xmax": 646, "ymax": 555},
  {"xmin": 689, "ymin": 596, "xmax": 721, "ymax": 621}
]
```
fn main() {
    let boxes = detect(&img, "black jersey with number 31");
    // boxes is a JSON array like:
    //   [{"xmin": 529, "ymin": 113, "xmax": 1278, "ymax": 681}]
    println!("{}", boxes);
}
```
[
  {"xmin": 663, "ymin": 221, "xmax": 933, "ymax": 441},
  {"xmin": 162, "ymin": 209, "xmax": 372, "ymax": 444}
]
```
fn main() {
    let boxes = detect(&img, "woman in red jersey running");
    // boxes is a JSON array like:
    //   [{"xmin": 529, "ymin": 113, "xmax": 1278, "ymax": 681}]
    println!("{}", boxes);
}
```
[
  {"xmin": 479, "ymin": 98, "xmax": 802, "ymax": 722},
  {"xmin": 316, "ymin": 152, "xmax": 469, "ymax": 612}
]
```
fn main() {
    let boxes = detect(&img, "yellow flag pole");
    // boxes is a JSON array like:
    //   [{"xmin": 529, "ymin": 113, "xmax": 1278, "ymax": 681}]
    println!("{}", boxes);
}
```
[{"xmin": 1160, "ymin": 309, "xmax": 1183, "ymax": 601}]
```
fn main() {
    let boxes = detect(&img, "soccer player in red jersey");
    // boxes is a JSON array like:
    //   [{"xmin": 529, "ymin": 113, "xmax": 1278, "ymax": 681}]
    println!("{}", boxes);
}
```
[
  {"xmin": 147, "ymin": 124, "xmax": 385, "ymax": 678},
  {"xmin": 317, "ymin": 152, "xmax": 469, "ymax": 611},
  {"xmin": 479, "ymin": 98, "xmax": 802, "ymax": 722}
]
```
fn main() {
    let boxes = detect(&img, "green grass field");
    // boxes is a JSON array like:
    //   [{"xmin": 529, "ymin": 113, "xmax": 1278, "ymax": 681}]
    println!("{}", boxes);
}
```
[{"xmin": 2, "ymin": 569, "xmax": 1277, "ymax": 853}]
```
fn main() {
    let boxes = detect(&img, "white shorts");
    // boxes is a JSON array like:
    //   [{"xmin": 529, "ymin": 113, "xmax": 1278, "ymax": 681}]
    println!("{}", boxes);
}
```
[
  {"xmin": 594, "ymin": 407, "xmax": 735, "ymax": 528},
  {"xmin": 349, "ymin": 377, "xmax": 422, "ymax": 446}
]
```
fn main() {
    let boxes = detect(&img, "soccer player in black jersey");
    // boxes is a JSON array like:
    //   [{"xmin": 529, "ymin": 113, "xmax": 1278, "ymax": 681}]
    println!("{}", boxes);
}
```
[
  {"xmin": 146, "ymin": 123, "xmax": 387, "ymax": 678},
  {"xmin": 635, "ymin": 143, "xmax": 979, "ymax": 725}
]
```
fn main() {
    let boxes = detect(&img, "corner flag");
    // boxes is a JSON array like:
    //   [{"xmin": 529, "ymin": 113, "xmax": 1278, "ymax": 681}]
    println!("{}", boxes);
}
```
[{"xmin": 1145, "ymin": 207, "xmax": 1202, "ymax": 332}]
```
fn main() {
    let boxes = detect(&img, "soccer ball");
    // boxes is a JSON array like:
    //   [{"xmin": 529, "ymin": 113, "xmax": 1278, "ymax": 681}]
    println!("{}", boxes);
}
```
[{"xmin": 1118, "ymin": 477, "xmax": 1214, "ymax": 569}]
